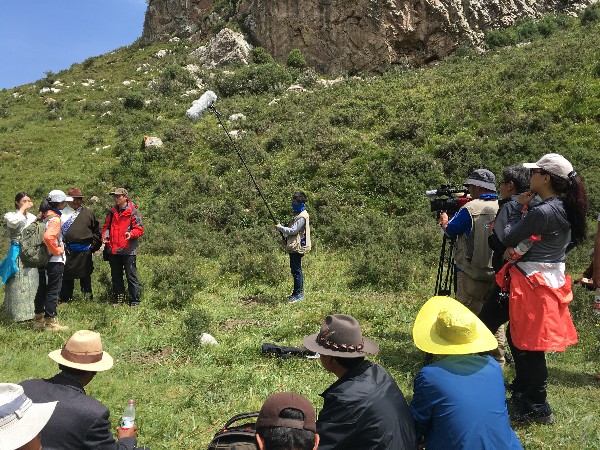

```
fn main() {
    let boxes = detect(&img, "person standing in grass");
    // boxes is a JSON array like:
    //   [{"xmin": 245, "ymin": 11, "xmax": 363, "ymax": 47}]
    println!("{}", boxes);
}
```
[
  {"xmin": 410, "ymin": 296, "xmax": 522, "ymax": 450},
  {"xmin": 1, "ymin": 192, "xmax": 38, "ymax": 322},
  {"xmin": 59, "ymin": 188, "xmax": 102, "ymax": 303},
  {"xmin": 275, "ymin": 191, "xmax": 311, "ymax": 303},
  {"xmin": 494, "ymin": 153, "xmax": 587, "ymax": 424},
  {"xmin": 102, "ymin": 188, "xmax": 144, "ymax": 307},
  {"xmin": 33, "ymin": 190, "xmax": 72, "ymax": 332}
]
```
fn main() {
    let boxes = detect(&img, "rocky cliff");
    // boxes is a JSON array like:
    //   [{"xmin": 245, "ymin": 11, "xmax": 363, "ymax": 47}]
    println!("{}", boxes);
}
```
[{"xmin": 141, "ymin": 0, "xmax": 595, "ymax": 73}]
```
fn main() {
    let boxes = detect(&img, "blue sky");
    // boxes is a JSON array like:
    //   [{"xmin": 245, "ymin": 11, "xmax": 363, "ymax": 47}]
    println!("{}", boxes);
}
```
[{"xmin": 0, "ymin": 0, "xmax": 147, "ymax": 90}]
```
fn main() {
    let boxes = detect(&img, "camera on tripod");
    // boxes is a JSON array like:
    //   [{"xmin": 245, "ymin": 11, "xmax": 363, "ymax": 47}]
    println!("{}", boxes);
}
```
[{"xmin": 426, "ymin": 185, "xmax": 470, "ymax": 215}]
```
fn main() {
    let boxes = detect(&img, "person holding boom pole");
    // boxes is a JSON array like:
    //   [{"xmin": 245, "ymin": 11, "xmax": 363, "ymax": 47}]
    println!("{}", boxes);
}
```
[{"xmin": 276, "ymin": 192, "xmax": 311, "ymax": 303}]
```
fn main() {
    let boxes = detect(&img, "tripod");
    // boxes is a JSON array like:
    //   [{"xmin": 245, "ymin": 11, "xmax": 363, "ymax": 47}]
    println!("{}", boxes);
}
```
[{"xmin": 435, "ymin": 234, "xmax": 456, "ymax": 296}]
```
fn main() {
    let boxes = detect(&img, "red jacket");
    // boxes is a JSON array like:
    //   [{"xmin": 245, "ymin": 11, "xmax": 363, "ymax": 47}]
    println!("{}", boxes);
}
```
[
  {"xmin": 497, "ymin": 263, "xmax": 577, "ymax": 352},
  {"xmin": 102, "ymin": 201, "xmax": 144, "ymax": 255}
]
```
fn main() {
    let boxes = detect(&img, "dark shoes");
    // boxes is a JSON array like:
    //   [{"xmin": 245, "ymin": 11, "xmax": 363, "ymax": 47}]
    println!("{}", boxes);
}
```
[{"xmin": 511, "ymin": 400, "xmax": 555, "ymax": 425}]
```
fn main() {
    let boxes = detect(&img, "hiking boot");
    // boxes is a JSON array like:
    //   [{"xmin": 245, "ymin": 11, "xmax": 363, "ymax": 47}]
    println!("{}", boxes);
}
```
[
  {"xmin": 112, "ymin": 293, "xmax": 126, "ymax": 307},
  {"xmin": 511, "ymin": 401, "xmax": 555, "ymax": 425},
  {"xmin": 288, "ymin": 293, "xmax": 305, "ymax": 303},
  {"xmin": 44, "ymin": 317, "xmax": 69, "ymax": 332},
  {"xmin": 129, "ymin": 301, "xmax": 140, "ymax": 308},
  {"xmin": 33, "ymin": 313, "xmax": 45, "ymax": 331}
]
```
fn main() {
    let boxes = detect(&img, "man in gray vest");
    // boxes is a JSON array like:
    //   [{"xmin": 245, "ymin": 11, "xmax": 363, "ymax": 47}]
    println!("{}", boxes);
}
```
[{"xmin": 439, "ymin": 169, "xmax": 499, "ymax": 315}]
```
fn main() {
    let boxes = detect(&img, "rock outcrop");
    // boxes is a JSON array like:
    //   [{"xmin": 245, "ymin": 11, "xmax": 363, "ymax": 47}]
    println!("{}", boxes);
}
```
[
  {"xmin": 190, "ymin": 28, "xmax": 253, "ymax": 68},
  {"xmin": 142, "ymin": 0, "xmax": 595, "ymax": 73}
]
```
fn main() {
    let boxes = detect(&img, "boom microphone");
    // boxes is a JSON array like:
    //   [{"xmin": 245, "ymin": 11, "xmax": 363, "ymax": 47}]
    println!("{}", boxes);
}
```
[{"xmin": 186, "ymin": 90, "xmax": 217, "ymax": 121}]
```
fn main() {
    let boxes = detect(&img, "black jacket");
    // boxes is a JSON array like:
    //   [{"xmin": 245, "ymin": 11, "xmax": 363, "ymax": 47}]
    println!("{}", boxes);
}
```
[
  {"xmin": 20, "ymin": 373, "xmax": 137, "ymax": 450},
  {"xmin": 317, "ymin": 360, "xmax": 417, "ymax": 450}
]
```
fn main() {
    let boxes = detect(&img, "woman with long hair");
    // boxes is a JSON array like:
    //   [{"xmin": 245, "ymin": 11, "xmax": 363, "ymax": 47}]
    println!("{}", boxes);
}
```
[
  {"xmin": 494, "ymin": 153, "xmax": 587, "ymax": 424},
  {"xmin": 33, "ymin": 190, "xmax": 72, "ymax": 331},
  {"xmin": 1, "ymin": 192, "xmax": 38, "ymax": 321}
]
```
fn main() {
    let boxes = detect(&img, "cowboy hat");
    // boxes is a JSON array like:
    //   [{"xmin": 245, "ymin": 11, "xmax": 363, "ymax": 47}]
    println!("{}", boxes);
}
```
[
  {"xmin": 302, "ymin": 314, "xmax": 379, "ymax": 358},
  {"xmin": 413, "ymin": 296, "xmax": 497, "ymax": 355},
  {"xmin": 67, "ymin": 187, "xmax": 84, "ymax": 198},
  {"xmin": 48, "ymin": 330, "xmax": 114, "ymax": 372},
  {"xmin": 0, "ymin": 383, "xmax": 57, "ymax": 450}
]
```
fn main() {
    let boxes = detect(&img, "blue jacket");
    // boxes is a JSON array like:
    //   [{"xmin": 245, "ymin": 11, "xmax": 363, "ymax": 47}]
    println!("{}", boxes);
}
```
[{"xmin": 410, "ymin": 355, "xmax": 522, "ymax": 450}]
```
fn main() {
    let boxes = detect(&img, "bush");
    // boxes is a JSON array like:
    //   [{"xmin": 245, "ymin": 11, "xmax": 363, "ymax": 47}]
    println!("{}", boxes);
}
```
[
  {"xmin": 287, "ymin": 48, "xmax": 307, "ymax": 69},
  {"xmin": 146, "ymin": 256, "xmax": 205, "ymax": 309},
  {"xmin": 123, "ymin": 92, "xmax": 144, "ymax": 109},
  {"xmin": 252, "ymin": 47, "xmax": 274, "ymax": 64},
  {"xmin": 580, "ymin": 3, "xmax": 600, "ymax": 26},
  {"xmin": 214, "ymin": 63, "xmax": 292, "ymax": 97}
]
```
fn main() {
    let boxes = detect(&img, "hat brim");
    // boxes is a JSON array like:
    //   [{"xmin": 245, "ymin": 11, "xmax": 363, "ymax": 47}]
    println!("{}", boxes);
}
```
[
  {"xmin": 0, "ymin": 400, "xmax": 57, "ymax": 449},
  {"xmin": 522, "ymin": 162, "xmax": 540, "ymax": 169},
  {"xmin": 413, "ymin": 296, "xmax": 498, "ymax": 355},
  {"xmin": 463, "ymin": 179, "xmax": 496, "ymax": 192},
  {"xmin": 302, "ymin": 333, "xmax": 379, "ymax": 358},
  {"xmin": 64, "ymin": 196, "xmax": 74, "ymax": 201},
  {"xmin": 48, "ymin": 349, "xmax": 114, "ymax": 372}
]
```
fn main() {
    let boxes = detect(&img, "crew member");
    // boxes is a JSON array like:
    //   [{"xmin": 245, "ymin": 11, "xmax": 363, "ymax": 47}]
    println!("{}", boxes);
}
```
[{"xmin": 440, "ymin": 169, "xmax": 499, "ymax": 314}]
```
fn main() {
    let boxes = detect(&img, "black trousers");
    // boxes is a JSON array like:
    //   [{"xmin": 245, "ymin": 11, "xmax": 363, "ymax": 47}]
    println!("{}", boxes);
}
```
[
  {"xmin": 60, "ymin": 276, "xmax": 92, "ymax": 300},
  {"xmin": 479, "ymin": 283, "xmax": 548, "ymax": 406},
  {"xmin": 34, "ymin": 262, "xmax": 64, "ymax": 318},
  {"xmin": 109, "ymin": 254, "xmax": 140, "ymax": 303}
]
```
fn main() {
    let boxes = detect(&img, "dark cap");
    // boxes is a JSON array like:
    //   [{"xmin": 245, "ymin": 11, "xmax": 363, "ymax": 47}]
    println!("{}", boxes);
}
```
[
  {"xmin": 67, "ymin": 188, "xmax": 84, "ymax": 198},
  {"xmin": 463, "ymin": 169, "xmax": 496, "ymax": 192},
  {"xmin": 256, "ymin": 392, "xmax": 316, "ymax": 433},
  {"xmin": 109, "ymin": 188, "xmax": 128, "ymax": 196}
]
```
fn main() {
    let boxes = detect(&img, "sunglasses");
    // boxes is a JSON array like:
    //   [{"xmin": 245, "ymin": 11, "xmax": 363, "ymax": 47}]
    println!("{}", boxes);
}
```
[{"xmin": 529, "ymin": 168, "xmax": 546, "ymax": 176}]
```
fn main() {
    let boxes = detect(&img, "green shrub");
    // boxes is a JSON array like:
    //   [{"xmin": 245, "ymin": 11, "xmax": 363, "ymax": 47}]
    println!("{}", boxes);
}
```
[
  {"xmin": 156, "ymin": 64, "xmax": 197, "ymax": 95},
  {"xmin": 296, "ymin": 67, "xmax": 318, "ymax": 88},
  {"xmin": 182, "ymin": 308, "xmax": 213, "ymax": 348},
  {"xmin": 82, "ymin": 56, "xmax": 98, "ymax": 69},
  {"xmin": 580, "ymin": 3, "xmax": 600, "ymax": 26},
  {"xmin": 214, "ymin": 63, "xmax": 292, "ymax": 97},
  {"xmin": 252, "ymin": 47, "xmax": 274, "ymax": 64},
  {"xmin": 146, "ymin": 256, "xmax": 205, "ymax": 309},
  {"xmin": 287, "ymin": 49, "xmax": 307, "ymax": 69},
  {"xmin": 485, "ymin": 29, "xmax": 516, "ymax": 48},
  {"xmin": 123, "ymin": 92, "xmax": 144, "ymax": 109}
]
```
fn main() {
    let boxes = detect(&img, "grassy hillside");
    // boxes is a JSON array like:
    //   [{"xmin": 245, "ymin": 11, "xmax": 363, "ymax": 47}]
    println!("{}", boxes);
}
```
[{"xmin": 1, "ymin": 7, "xmax": 600, "ymax": 449}]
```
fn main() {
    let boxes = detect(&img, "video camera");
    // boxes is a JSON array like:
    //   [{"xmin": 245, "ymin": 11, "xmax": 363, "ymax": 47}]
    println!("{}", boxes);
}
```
[{"xmin": 425, "ymin": 185, "xmax": 470, "ymax": 215}]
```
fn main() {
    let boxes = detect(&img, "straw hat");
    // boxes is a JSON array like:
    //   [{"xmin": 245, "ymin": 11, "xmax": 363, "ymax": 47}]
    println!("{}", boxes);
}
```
[
  {"xmin": 413, "ymin": 296, "xmax": 497, "ymax": 355},
  {"xmin": 0, "ymin": 383, "xmax": 57, "ymax": 450},
  {"xmin": 48, "ymin": 330, "xmax": 114, "ymax": 372},
  {"xmin": 302, "ymin": 314, "xmax": 379, "ymax": 358}
]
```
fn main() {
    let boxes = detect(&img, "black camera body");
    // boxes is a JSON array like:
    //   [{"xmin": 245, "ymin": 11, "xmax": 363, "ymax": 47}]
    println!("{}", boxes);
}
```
[{"xmin": 426, "ymin": 185, "xmax": 469, "ymax": 215}]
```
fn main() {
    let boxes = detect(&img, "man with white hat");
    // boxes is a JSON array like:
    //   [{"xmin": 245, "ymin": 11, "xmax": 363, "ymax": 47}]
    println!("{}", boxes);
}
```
[
  {"xmin": 0, "ymin": 383, "xmax": 56, "ymax": 450},
  {"xmin": 302, "ymin": 314, "xmax": 417, "ymax": 450},
  {"xmin": 410, "ymin": 296, "xmax": 522, "ymax": 450},
  {"xmin": 20, "ymin": 330, "xmax": 147, "ymax": 450},
  {"xmin": 439, "ymin": 169, "xmax": 499, "ymax": 314}
]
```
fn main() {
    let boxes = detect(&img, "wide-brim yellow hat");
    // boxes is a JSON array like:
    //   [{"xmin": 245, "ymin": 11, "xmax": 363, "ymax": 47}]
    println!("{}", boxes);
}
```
[{"xmin": 413, "ymin": 296, "xmax": 498, "ymax": 355}]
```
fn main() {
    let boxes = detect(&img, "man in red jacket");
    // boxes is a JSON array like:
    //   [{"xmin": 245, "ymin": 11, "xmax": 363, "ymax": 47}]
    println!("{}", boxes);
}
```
[{"xmin": 102, "ymin": 188, "xmax": 144, "ymax": 307}]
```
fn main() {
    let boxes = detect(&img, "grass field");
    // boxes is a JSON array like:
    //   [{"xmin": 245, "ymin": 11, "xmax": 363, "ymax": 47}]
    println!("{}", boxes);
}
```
[{"xmin": 1, "ymin": 6, "xmax": 600, "ymax": 449}]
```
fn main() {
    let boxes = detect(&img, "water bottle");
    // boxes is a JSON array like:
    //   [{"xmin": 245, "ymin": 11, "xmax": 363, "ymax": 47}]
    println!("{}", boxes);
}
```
[
  {"xmin": 594, "ymin": 289, "xmax": 600, "ymax": 315},
  {"xmin": 120, "ymin": 399, "xmax": 135, "ymax": 429}
]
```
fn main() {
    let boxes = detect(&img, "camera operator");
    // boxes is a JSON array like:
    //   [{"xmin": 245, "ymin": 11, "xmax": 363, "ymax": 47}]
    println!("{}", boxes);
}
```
[
  {"xmin": 479, "ymin": 165, "xmax": 532, "ymax": 366},
  {"xmin": 439, "ymin": 169, "xmax": 498, "ymax": 314}
]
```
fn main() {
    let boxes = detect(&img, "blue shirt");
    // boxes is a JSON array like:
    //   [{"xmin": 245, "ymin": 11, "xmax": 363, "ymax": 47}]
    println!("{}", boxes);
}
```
[{"xmin": 410, "ymin": 355, "xmax": 522, "ymax": 450}]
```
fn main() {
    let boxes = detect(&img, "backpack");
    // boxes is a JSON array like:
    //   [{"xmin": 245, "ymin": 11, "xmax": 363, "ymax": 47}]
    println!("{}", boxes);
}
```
[
  {"xmin": 20, "ymin": 218, "xmax": 50, "ymax": 268},
  {"xmin": 207, "ymin": 411, "xmax": 259, "ymax": 450}
]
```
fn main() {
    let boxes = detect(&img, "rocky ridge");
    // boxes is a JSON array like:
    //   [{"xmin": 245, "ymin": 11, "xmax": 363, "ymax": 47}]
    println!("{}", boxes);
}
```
[{"xmin": 141, "ymin": 0, "xmax": 596, "ymax": 73}]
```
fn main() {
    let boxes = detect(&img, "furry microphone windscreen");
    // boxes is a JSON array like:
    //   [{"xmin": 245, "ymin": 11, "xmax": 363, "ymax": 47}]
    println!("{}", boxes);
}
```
[{"xmin": 186, "ymin": 90, "xmax": 218, "ymax": 120}]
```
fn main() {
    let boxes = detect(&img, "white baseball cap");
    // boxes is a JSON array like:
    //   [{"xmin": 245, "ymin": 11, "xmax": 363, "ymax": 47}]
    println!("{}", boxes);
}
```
[
  {"xmin": 523, "ymin": 153, "xmax": 574, "ymax": 181},
  {"xmin": 47, "ymin": 190, "xmax": 73, "ymax": 203}
]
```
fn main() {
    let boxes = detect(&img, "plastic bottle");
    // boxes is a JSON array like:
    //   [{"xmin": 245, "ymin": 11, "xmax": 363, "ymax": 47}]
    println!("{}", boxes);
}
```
[
  {"xmin": 594, "ymin": 289, "xmax": 600, "ymax": 315},
  {"xmin": 120, "ymin": 399, "xmax": 135, "ymax": 429}
]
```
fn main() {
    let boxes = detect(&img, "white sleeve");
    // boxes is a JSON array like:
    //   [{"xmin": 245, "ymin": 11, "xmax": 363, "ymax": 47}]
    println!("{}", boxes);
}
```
[{"xmin": 4, "ymin": 211, "xmax": 27, "ymax": 230}]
